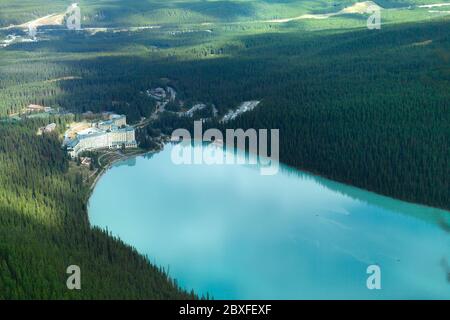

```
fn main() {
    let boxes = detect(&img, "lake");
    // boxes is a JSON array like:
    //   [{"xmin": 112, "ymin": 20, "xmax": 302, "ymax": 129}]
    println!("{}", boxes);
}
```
[{"xmin": 88, "ymin": 143, "xmax": 450, "ymax": 299}]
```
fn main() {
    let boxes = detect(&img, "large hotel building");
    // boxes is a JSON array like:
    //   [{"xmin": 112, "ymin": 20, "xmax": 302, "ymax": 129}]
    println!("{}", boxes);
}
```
[{"xmin": 66, "ymin": 114, "xmax": 137, "ymax": 158}]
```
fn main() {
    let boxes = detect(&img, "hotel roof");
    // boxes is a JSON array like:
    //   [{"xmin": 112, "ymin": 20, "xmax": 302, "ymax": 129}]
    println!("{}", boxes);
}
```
[
  {"xmin": 111, "ymin": 114, "xmax": 126, "ymax": 119},
  {"xmin": 67, "ymin": 138, "xmax": 79, "ymax": 149},
  {"xmin": 77, "ymin": 127, "xmax": 103, "ymax": 136}
]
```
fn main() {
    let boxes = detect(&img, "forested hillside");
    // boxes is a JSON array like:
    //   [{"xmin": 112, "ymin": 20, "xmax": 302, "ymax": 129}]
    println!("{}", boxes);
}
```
[
  {"xmin": 0, "ymin": 0, "xmax": 449, "ymax": 299},
  {"xmin": 0, "ymin": 0, "xmax": 446, "ymax": 27},
  {"xmin": 0, "ymin": 119, "xmax": 194, "ymax": 299},
  {"xmin": 2, "ymin": 16, "xmax": 444, "ymax": 208},
  {"xmin": 223, "ymin": 21, "xmax": 450, "ymax": 209}
]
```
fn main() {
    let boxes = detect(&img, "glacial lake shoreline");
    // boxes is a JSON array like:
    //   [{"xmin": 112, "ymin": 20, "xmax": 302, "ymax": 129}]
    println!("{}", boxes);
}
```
[{"xmin": 88, "ymin": 143, "xmax": 450, "ymax": 299}]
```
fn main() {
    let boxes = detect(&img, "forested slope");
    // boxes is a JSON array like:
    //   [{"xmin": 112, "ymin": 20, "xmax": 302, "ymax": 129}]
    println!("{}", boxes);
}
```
[
  {"xmin": 225, "ymin": 21, "xmax": 450, "ymax": 209},
  {"xmin": 0, "ymin": 119, "xmax": 194, "ymax": 299},
  {"xmin": 1, "ymin": 17, "xmax": 448, "ymax": 210},
  {"xmin": 0, "ymin": 0, "xmax": 448, "ymax": 299},
  {"xmin": 0, "ymin": 0, "xmax": 446, "ymax": 27},
  {"xmin": 150, "ymin": 20, "xmax": 450, "ymax": 209}
]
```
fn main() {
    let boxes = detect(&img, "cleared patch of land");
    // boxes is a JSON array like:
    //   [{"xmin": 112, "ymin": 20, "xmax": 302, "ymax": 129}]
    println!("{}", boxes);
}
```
[
  {"xmin": 45, "ymin": 76, "xmax": 82, "ymax": 83},
  {"xmin": 264, "ymin": 1, "xmax": 381, "ymax": 23},
  {"xmin": 0, "ymin": 12, "xmax": 65, "ymax": 30},
  {"xmin": 418, "ymin": 3, "xmax": 450, "ymax": 8},
  {"xmin": 64, "ymin": 122, "xmax": 92, "ymax": 140}
]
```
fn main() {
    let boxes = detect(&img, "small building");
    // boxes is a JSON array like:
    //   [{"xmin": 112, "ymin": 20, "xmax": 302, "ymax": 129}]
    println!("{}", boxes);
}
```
[
  {"xmin": 38, "ymin": 123, "xmax": 57, "ymax": 135},
  {"xmin": 80, "ymin": 157, "xmax": 92, "ymax": 167},
  {"xmin": 26, "ymin": 104, "xmax": 45, "ymax": 112},
  {"xmin": 147, "ymin": 88, "xmax": 166, "ymax": 100},
  {"xmin": 44, "ymin": 123, "xmax": 57, "ymax": 132}
]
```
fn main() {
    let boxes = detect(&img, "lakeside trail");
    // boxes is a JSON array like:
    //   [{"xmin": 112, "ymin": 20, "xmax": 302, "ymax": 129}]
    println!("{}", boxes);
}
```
[
  {"xmin": 89, "ymin": 150, "xmax": 145, "ymax": 191},
  {"xmin": 87, "ymin": 145, "xmax": 165, "ymax": 203}
]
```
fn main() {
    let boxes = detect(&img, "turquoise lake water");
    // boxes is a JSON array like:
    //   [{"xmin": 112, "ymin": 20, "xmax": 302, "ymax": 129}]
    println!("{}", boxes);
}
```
[{"xmin": 88, "ymin": 144, "xmax": 450, "ymax": 299}]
